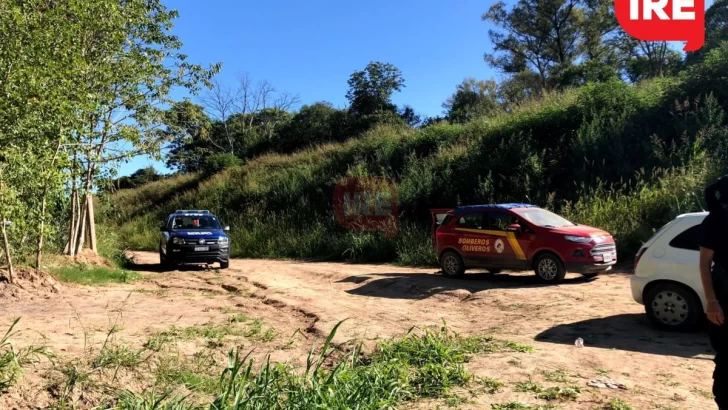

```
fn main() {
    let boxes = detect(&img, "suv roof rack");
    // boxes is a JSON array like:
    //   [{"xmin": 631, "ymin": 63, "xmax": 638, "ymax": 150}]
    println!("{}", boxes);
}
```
[{"xmin": 174, "ymin": 210, "xmax": 210, "ymax": 214}]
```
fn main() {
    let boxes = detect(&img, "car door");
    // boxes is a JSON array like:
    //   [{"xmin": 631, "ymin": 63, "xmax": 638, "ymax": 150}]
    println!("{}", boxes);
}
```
[
  {"xmin": 453, "ymin": 211, "xmax": 493, "ymax": 266},
  {"xmin": 482, "ymin": 211, "xmax": 530, "ymax": 269},
  {"xmin": 430, "ymin": 208, "xmax": 454, "ymax": 248}
]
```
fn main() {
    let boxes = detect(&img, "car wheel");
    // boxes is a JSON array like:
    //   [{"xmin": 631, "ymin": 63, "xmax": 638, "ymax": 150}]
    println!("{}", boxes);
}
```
[
  {"xmin": 440, "ymin": 251, "xmax": 465, "ymax": 278},
  {"xmin": 534, "ymin": 253, "xmax": 566, "ymax": 283},
  {"xmin": 645, "ymin": 283, "xmax": 701, "ymax": 332},
  {"xmin": 220, "ymin": 261, "xmax": 229, "ymax": 269}
]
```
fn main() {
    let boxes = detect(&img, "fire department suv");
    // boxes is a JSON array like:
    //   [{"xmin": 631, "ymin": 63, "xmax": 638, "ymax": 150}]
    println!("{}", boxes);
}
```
[{"xmin": 431, "ymin": 204, "xmax": 617, "ymax": 283}]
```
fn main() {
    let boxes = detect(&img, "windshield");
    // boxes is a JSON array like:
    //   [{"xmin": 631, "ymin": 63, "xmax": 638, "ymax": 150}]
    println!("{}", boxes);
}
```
[
  {"xmin": 513, "ymin": 208, "xmax": 576, "ymax": 228},
  {"xmin": 170, "ymin": 215, "xmax": 221, "ymax": 230}
]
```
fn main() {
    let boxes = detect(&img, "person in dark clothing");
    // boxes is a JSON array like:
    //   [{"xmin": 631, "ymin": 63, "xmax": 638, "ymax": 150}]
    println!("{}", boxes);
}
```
[{"xmin": 701, "ymin": 175, "xmax": 728, "ymax": 409}]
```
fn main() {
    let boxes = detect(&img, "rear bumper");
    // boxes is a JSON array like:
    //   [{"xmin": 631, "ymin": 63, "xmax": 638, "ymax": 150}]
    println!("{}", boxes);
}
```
[
  {"xmin": 630, "ymin": 275, "xmax": 649, "ymax": 305},
  {"xmin": 167, "ymin": 245, "xmax": 229, "ymax": 264},
  {"xmin": 565, "ymin": 261, "xmax": 616, "ymax": 274}
]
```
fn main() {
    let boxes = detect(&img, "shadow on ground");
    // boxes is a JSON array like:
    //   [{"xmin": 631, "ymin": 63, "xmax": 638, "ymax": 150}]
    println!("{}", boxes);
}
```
[
  {"xmin": 340, "ymin": 271, "xmax": 594, "ymax": 300},
  {"xmin": 536, "ymin": 313, "xmax": 714, "ymax": 358},
  {"xmin": 124, "ymin": 260, "xmax": 220, "ymax": 274}
]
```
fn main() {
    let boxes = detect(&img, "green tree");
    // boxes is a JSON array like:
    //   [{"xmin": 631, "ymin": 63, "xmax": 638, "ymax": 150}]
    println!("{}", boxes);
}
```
[
  {"xmin": 62, "ymin": 0, "xmax": 220, "ymax": 256},
  {"xmin": 163, "ymin": 101, "xmax": 213, "ymax": 173},
  {"xmin": 275, "ymin": 102, "xmax": 349, "ymax": 152},
  {"xmin": 443, "ymin": 78, "xmax": 500, "ymax": 122},
  {"xmin": 686, "ymin": 0, "xmax": 728, "ymax": 64},
  {"xmin": 620, "ymin": 39, "xmax": 683, "ymax": 82},
  {"xmin": 483, "ymin": 0, "xmax": 583, "ymax": 92},
  {"xmin": 346, "ymin": 62, "xmax": 405, "ymax": 121}
]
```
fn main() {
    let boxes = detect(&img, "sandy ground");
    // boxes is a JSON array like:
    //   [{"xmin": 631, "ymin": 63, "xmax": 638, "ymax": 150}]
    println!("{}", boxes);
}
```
[{"xmin": 0, "ymin": 251, "xmax": 718, "ymax": 409}]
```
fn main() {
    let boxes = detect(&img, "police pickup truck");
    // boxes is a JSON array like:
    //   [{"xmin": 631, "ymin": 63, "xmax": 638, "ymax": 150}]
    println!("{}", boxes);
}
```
[{"xmin": 159, "ymin": 210, "xmax": 230, "ymax": 269}]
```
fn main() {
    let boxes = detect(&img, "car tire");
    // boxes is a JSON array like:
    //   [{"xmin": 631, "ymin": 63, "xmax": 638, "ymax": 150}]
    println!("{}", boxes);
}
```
[
  {"xmin": 440, "ymin": 251, "xmax": 465, "ymax": 278},
  {"xmin": 645, "ymin": 283, "xmax": 702, "ymax": 332},
  {"xmin": 159, "ymin": 249, "xmax": 173, "ymax": 270},
  {"xmin": 220, "ymin": 261, "xmax": 229, "ymax": 269},
  {"xmin": 534, "ymin": 253, "xmax": 566, "ymax": 283}
]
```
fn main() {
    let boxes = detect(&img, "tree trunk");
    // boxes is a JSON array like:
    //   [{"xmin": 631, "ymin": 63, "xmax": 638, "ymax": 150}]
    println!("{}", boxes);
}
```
[
  {"xmin": 75, "ymin": 200, "xmax": 87, "ymax": 255},
  {"xmin": 1, "ymin": 214, "xmax": 14, "ymax": 284},
  {"xmin": 86, "ymin": 194, "xmax": 97, "ymax": 254},
  {"xmin": 35, "ymin": 195, "xmax": 47, "ymax": 273},
  {"xmin": 67, "ymin": 152, "xmax": 78, "ymax": 256}
]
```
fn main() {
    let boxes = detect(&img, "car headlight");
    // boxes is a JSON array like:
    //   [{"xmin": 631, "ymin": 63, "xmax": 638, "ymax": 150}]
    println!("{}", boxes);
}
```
[
  {"xmin": 565, "ymin": 235, "xmax": 593, "ymax": 243},
  {"xmin": 218, "ymin": 237, "xmax": 229, "ymax": 245},
  {"xmin": 172, "ymin": 237, "xmax": 183, "ymax": 245}
]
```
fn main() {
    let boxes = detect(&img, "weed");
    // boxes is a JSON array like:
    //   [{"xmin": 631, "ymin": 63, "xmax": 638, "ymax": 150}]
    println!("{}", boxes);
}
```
[
  {"xmin": 536, "ymin": 385, "xmax": 581, "ymax": 401},
  {"xmin": 691, "ymin": 387, "xmax": 714, "ymax": 400},
  {"xmin": 514, "ymin": 378, "xmax": 543, "ymax": 393},
  {"xmin": 595, "ymin": 367, "xmax": 610, "ymax": 376},
  {"xmin": 500, "ymin": 340, "xmax": 534, "ymax": 353},
  {"xmin": 542, "ymin": 368, "xmax": 571, "ymax": 383},
  {"xmin": 602, "ymin": 398, "xmax": 635, "ymax": 410},
  {"xmin": 91, "ymin": 344, "xmax": 144, "ymax": 370},
  {"xmin": 0, "ymin": 318, "xmax": 51, "ymax": 392},
  {"xmin": 475, "ymin": 376, "xmax": 504, "ymax": 394},
  {"xmin": 51, "ymin": 265, "xmax": 139, "ymax": 285},
  {"xmin": 444, "ymin": 393, "xmax": 469, "ymax": 407},
  {"xmin": 492, "ymin": 402, "xmax": 559, "ymax": 410}
]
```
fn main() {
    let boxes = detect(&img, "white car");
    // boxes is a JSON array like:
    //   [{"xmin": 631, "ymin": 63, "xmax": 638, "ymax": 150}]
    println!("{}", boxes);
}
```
[{"xmin": 631, "ymin": 212, "xmax": 707, "ymax": 331}]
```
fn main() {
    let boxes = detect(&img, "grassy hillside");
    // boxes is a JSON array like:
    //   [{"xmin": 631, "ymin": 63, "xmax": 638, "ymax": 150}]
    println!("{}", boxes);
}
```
[{"xmin": 101, "ymin": 46, "xmax": 728, "ymax": 265}]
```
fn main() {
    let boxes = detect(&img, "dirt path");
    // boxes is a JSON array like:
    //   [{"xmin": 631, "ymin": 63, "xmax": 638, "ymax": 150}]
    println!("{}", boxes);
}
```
[{"xmin": 0, "ymin": 251, "xmax": 717, "ymax": 409}]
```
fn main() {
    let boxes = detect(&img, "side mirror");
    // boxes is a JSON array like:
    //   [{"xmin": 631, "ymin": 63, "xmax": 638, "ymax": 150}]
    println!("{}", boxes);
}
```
[
  {"xmin": 506, "ymin": 224, "xmax": 522, "ymax": 234},
  {"xmin": 160, "ymin": 226, "xmax": 167, "ymax": 232},
  {"xmin": 223, "ymin": 226, "xmax": 230, "ymax": 232}
]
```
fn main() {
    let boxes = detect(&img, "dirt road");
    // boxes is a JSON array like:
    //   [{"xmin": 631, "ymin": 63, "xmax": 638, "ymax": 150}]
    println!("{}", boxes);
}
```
[{"xmin": 1, "ymin": 251, "xmax": 717, "ymax": 409}]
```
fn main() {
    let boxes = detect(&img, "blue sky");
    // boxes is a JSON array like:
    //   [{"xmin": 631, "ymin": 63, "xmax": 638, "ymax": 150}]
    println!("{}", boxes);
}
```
[{"xmin": 119, "ymin": 0, "xmax": 501, "ymax": 175}]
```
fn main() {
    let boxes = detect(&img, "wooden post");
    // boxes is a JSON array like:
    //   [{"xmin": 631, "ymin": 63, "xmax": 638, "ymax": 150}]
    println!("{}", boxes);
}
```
[{"xmin": 87, "ymin": 194, "xmax": 97, "ymax": 254}]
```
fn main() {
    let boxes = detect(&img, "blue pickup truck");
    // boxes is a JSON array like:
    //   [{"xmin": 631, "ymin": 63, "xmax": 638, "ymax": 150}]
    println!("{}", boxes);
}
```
[{"xmin": 159, "ymin": 210, "xmax": 230, "ymax": 269}]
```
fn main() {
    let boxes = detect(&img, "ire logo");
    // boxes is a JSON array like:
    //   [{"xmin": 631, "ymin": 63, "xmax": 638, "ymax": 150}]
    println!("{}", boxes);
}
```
[
  {"xmin": 615, "ymin": 0, "xmax": 704, "ymax": 51},
  {"xmin": 333, "ymin": 177, "xmax": 398, "ymax": 237}
]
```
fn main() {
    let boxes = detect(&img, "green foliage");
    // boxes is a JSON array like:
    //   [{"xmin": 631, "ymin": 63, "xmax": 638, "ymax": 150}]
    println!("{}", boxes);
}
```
[
  {"xmin": 514, "ymin": 378, "xmax": 543, "ymax": 393},
  {"xmin": 105, "ymin": 57, "xmax": 728, "ymax": 266},
  {"xmin": 601, "ymin": 398, "xmax": 636, "ymax": 410},
  {"xmin": 201, "ymin": 153, "xmax": 242, "ymax": 176},
  {"xmin": 476, "ymin": 377, "xmax": 505, "ymax": 394},
  {"xmin": 536, "ymin": 385, "xmax": 581, "ymax": 401},
  {"xmin": 50, "ymin": 266, "xmax": 139, "ymax": 285},
  {"xmin": 346, "ymin": 62, "xmax": 405, "ymax": 121},
  {"xmin": 107, "ymin": 323, "xmax": 510, "ymax": 410},
  {"xmin": 443, "ymin": 78, "xmax": 501, "ymax": 123},
  {"xmin": 0, "ymin": 318, "xmax": 51, "ymax": 392},
  {"xmin": 492, "ymin": 403, "xmax": 559, "ymax": 410}
]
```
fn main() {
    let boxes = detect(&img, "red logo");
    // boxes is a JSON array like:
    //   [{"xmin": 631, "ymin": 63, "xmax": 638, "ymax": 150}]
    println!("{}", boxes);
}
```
[
  {"xmin": 333, "ymin": 177, "xmax": 398, "ymax": 237},
  {"xmin": 615, "ymin": 0, "xmax": 704, "ymax": 51}
]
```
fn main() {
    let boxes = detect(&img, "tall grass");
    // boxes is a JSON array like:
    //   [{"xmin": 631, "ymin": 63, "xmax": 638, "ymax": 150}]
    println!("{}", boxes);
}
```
[
  {"xmin": 0, "ymin": 318, "xmax": 51, "ymax": 392},
  {"xmin": 100, "ymin": 51, "xmax": 728, "ymax": 264},
  {"xmin": 110, "ymin": 324, "xmax": 523, "ymax": 410}
]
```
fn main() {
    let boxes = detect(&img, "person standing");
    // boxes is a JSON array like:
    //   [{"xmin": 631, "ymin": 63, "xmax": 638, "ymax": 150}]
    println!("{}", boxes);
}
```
[{"xmin": 700, "ymin": 175, "xmax": 728, "ymax": 409}]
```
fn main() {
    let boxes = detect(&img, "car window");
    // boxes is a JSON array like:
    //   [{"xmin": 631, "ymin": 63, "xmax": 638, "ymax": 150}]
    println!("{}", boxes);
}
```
[
  {"xmin": 440, "ymin": 215, "xmax": 453, "ymax": 227},
  {"xmin": 486, "ymin": 212, "xmax": 519, "ymax": 231},
  {"xmin": 457, "ymin": 213, "xmax": 483, "ymax": 229},
  {"xmin": 669, "ymin": 224, "xmax": 703, "ymax": 251},
  {"xmin": 171, "ymin": 215, "xmax": 221, "ymax": 230}
]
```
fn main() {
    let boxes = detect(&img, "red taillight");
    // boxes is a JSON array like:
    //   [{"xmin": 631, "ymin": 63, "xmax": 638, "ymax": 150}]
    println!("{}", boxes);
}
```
[{"xmin": 634, "ymin": 247, "xmax": 647, "ymax": 270}]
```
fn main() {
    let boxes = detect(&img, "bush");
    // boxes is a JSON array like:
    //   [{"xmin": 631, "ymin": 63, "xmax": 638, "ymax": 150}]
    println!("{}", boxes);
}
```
[{"xmin": 201, "ymin": 152, "xmax": 242, "ymax": 176}]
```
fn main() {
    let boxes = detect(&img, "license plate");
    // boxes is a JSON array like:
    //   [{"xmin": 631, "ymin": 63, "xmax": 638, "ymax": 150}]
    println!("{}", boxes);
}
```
[
  {"xmin": 194, "ymin": 246, "xmax": 209, "ymax": 252},
  {"xmin": 603, "ymin": 254, "xmax": 613, "ymax": 263}
]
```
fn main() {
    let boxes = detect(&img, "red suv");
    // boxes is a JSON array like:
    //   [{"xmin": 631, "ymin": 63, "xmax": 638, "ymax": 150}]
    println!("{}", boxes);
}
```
[{"xmin": 431, "ymin": 204, "xmax": 616, "ymax": 283}]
